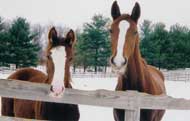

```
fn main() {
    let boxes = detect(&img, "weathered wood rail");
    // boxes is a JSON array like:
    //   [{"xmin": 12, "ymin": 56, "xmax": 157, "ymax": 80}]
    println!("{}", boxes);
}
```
[
  {"xmin": 0, "ymin": 79, "xmax": 190, "ymax": 121},
  {"xmin": 0, "ymin": 116, "xmax": 42, "ymax": 121}
]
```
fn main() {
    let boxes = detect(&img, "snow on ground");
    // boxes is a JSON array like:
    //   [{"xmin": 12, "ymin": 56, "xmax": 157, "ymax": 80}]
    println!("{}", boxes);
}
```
[
  {"xmin": 162, "ymin": 81, "xmax": 190, "ymax": 121},
  {"xmin": 72, "ymin": 78, "xmax": 190, "ymax": 121},
  {"xmin": 1, "ymin": 73, "xmax": 190, "ymax": 121}
]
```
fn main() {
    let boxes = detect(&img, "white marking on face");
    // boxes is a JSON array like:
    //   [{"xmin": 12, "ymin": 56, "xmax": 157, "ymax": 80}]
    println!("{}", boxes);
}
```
[
  {"xmin": 114, "ymin": 20, "xmax": 129, "ymax": 67},
  {"xmin": 50, "ymin": 46, "xmax": 66, "ymax": 94}
]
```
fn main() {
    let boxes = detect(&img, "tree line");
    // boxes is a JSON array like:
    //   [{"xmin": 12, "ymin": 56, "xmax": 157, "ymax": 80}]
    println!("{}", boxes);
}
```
[
  {"xmin": 0, "ymin": 17, "xmax": 68, "ymax": 68},
  {"xmin": 140, "ymin": 20, "xmax": 190, "ymax": 70},
  {"xmin": 0, "ymin": 15, "xmax": 190, "ymax": 71},
  {"xmin": 0, "ymin": 17, "xmax": 40, "ymax": 67},
  {"xmin": 74, "ymin": 15, "xmax": 111, "ymax": 73}
]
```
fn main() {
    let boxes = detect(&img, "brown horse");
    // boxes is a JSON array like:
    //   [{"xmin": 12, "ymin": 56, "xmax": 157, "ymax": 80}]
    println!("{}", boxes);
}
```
[
  {"xmin": 110, "ymin": 1, "xmax": 166, "ymax": 121},
  {"xmin": 1, "ymin": 27, "xmax": 80, "ymax": 121}
]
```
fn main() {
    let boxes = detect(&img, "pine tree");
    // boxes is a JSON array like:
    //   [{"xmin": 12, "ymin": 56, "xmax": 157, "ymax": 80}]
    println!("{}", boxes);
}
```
[
  {"xmin": 7, "ymin": 17, "xmax": 40, "ymax": 67},
  {"xmin": 140, "ymin": 20, "xmax": 190, "ymax": 70},
  {"xmin": 0, "ymin": 17, "xmax": 10, "ymax": 66},
  {"xmin": 166, "ymin": 24, "xmax": 190, "ymax": 69},
  {"xmin": 75, "ymin": 14, "xmax": 111, "ymax": 72},
  {"xmin": 140, "ymin": 20, "xmax": 153, "ymax": 63},
  {"xmin": 140, "ymin": 20, "xmax": 168, "ymax": 68},
  {"xmin": 0, "ymin": 17, "xmax": 4, "ymax": 32}
]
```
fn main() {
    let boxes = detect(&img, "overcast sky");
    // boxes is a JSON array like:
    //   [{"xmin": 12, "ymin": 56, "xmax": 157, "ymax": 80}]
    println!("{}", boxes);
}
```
[{"xmin": 0, "ymin": 0, "xmax": 189, "ymax": 29}]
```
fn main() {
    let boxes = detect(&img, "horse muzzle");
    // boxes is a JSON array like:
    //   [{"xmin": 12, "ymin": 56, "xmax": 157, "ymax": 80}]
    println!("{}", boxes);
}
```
[
  {"xmin": 50, "ymin": 85, "xmax": 65, "ymax": 97},
  {"xmin": 110, "ymin": 56, "xmax": 127, "ymax": 75}
]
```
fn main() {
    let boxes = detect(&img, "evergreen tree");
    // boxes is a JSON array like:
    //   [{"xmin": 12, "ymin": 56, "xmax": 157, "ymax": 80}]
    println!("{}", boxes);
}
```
[
  {"xmin": 140, "ymin": 20, "xmax": 153, "ymax": 63},
  {"xmin": 140, "ymin": 20, "xmax": 190, "ymax": 70},
  {"xmin": 151, "ymin": 23, "xmax": 168, "ymax": 69},
  {"xmin": 74, "ymin": 30, "xmax": 91, "ymax": 72},
  {"xmin": 0, "ymin": 17, "xmax": 10, "ymax": 66},
  {"xmin": 75, "ymin": 14, "xmax": 111, "ymax": 72},
  {"xmin": 0, "ymin": 32, "xmax": 10, "ymax": 66},
  {"xmin": 7, "ymin": 17, "xmax": 40, "ymax": 67},
  {"xmin": 166, "ymin": 24, "xmax": 190, "ymax": 69},
  {"xmin": 140, "ymin": 20, "xmax": 168, "ymax": 69},
  {"xmin": 0, "ymin": 17, "xmax": 4, "ymax": 32}
]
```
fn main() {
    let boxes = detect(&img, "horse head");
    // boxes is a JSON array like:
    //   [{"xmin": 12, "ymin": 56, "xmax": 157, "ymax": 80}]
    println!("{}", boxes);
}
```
[
  {"xmin": 46, "ymin": 27, "xmax": 76, "ymax": 97},
  {"xmin": 110, "ymin": 1, "xmax": 141, "ymax": 74}
]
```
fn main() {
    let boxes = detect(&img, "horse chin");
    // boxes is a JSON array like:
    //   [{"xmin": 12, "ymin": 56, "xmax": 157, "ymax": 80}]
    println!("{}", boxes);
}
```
[
  {"xmin": 49, "ymin": 91, "xmax": 64, "ymax": 98},
  {"xmin": 112, "ymin": 65, "xmax": 127, "ymax": 75}
]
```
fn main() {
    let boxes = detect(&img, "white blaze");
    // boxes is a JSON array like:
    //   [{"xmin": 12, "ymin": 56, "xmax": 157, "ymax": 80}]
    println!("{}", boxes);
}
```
[
  {"xmin": 114, "ymin": 20, "xmax": 129, "ymax": 67},
  {"xmin": 50, "ymin": 46, "xmax": 66, "ymax": 93}
]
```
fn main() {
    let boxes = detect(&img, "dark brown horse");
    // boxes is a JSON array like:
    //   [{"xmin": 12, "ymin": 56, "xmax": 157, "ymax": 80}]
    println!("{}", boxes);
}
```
[
  {"xmin": 110, "ymin": 1, "xmax": 166, "ymax": 121},
  {"xmin": 1, "ymin": 27, "xmax": 80, "ymax": 121}
]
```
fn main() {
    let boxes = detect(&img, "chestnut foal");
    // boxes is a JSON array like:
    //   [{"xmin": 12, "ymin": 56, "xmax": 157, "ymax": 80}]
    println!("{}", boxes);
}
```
[{"xmin": 1, "ymin": 27, "xmax": 80, "ymax": 121}]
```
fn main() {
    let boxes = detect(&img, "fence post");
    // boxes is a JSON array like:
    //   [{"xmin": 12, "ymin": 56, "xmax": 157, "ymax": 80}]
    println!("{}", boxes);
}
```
[{"xmin": 125, "ymin": 108, "xmax": 140, "ymax": 121}]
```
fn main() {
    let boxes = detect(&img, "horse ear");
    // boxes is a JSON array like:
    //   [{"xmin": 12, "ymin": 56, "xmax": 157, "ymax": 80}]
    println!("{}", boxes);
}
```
[
  {"xmin": 111, "ymin": 1, "xmax": 121, "ymax": 20},
  {"xmin": 131, "ymin": 2, "xmax": 141, "ymax": 23},
  {"xmin": 66, "ymin": 29, "xmax": 76, "ymax": 46},
  {"xmin": 48, "ymin": 27, "xmax": 58, "ymax": 45}
]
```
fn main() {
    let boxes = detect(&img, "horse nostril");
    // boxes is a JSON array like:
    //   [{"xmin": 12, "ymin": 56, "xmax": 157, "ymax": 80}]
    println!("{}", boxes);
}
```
[
  {"xmin": 50, "ymin": 85, "xmax": 53, "ymax": 92},
  {"xmin": 123, "ymin": 58, "xmax": 128, "ymax": 65},
  {"xmin": 50, "ymin": 85, "xmax": 65, "ymax": 93},
  {"xmin": 110, "ymin": 57, "xmax": 115, "ymax": 65}
]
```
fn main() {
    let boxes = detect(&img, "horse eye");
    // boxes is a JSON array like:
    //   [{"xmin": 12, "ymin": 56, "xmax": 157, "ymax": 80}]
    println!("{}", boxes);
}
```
[
  {"xmin": 109, "ymin": 29, "xmax": 113, "ymax": 33},
  {"xmin": 47, "ymin": 54, "xmax": 52, "ymax": 59},
  {"xmin": 134, "ymin": 31, "xmax": 138, "ymax": 35},
  {"xmin": 69, "ymin": 57, "xmax": 73, "ymax": 62},
  {"xmin": 47, "ymin": 55, "xmax": 50, "ymax": 59}
]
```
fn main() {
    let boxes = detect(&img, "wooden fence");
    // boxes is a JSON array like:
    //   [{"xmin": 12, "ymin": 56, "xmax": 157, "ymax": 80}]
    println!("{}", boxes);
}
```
[
  {"xmin": 72, "ymin": 69, "xmax": 190, "ymax": 82},
  {"xmin": 0, "ymin": 79, "xmax": 190, "ymax": 121}
]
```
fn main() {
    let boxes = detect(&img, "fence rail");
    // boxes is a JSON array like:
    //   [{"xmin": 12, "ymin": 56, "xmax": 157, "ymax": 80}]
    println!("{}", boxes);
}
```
[
  {"xmin": 0, "ymin": 116, "xmax": 41, "ymax": 121},
  {"xmin": 0, "ymin": 79, "xmax": 190, "ymax": 121}
]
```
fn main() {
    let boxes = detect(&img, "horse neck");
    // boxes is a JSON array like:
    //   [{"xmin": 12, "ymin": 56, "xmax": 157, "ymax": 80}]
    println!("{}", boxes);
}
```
[{"xmin": 121, "ymin": 40, "xmax": 151, "ymax": 92}]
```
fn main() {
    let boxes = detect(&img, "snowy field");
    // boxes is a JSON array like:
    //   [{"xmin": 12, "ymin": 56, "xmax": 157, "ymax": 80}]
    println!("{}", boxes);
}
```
[{"xmin": 0, "ymin": 73, "xmax": 190, "ymax": 121}]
